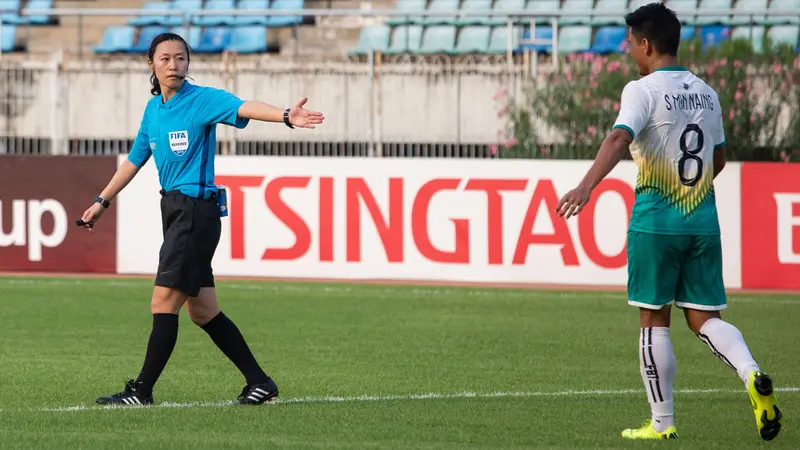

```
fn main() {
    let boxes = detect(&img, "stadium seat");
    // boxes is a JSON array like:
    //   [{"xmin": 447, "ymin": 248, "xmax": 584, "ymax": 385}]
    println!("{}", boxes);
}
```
[
  {"xmin": 451, "ymin": 26, "xmax": 490, "ymax": 53},
  {"xmin": 234, "ymin": 0, "xmax": 269, "ymax": 26},
  {"xmin": 591, "ymin": 0, "xmax": 628, "ymax": 25},
  {"xmin": 417, "ymin": 25, "xmax": 456, "ymax": 53},
  {"xmin": 195, "ymin": 26, "xmax": 231, "ymax": 52},
  {"xmin": 128, "ymin": 2, "xmax": 173, "ymax": 27},
  {"xmin": 1, "ymin": 24, "xmax": 15, "ymax": 51},
  {"xmin": 628, "ymin": 0, "xmax": 657, "ymax": 10},
  {"xmin": 422, "ymin": 0, "xmax": 460, "ymax": 26},
  {"xmin": 681, "ymin": 25, "xmax": 697, "ymax": 40},
  {"xmin": 666, "ymin": 0, "xmax": 698, "ymax": 24},
  {"xmin": 454, "ymin": 0, "xmax": 492, "ymax": 26},
  {"xmin": 767, "ymin": 24, "xmax": 800, "ymax": 49},
  {"xmin": 131, "ymin": 26, "xmax": 169, "ymax": 53},
  {"xmin": 194, "ymin": 0, "xmax": 235, "ymax": 26},
  {"xmin": 699, "ymin": 24, "xmax": 730, "ymax": 49},
  {"xmin": 227, "ymin": 26, "xmax": 268, "ymax": 53},
  {"xmin": 559, "ymin": 0, "xmax": 593, "ymax": 25},
  {"xmin": 10, "ymin": 0, "xmax": 52, "ymax": 25},
  {"xmin": 94, "ymin": 26, "xmax": 135, "ymax": 53},
  {"xmin": 520, "ymin": 26, "xmax": 553, "ymax": 53},
  {"xmin": 170, "ymin": 25, "xmax": 202, "ymax": 48},
  {"xmin": 589, "ymin": 26, "xmax": 627, "ymax": 53},
  {"xmin": 348, "ymin": 25, "xmax": 390, "ymax": 55},
  {"xmin": 765, "ymin": 0, "xmax": 800, "ymax": 25},
  {"xmin": 730, "ymin": 0, "xmax": 767, "ymax": 25},
  {"xmin": 0, "ymin": 0, "xmax": 19, "ymax": 24},
  {"xmin": 558, "ymin": 25, "xmax": 592, "ymax": 53},
  {"xmin": 383, "ymin": 25, "xmax": 423, "ymax": 54},
  {"xmin": 167, "ymin": 0, "xmax": 203, "ymax": 26},
  {"xmin": 522, "ymin": 0, "xmax": 559, "ymax": 25},
  {"xmin": 266, "ymin": 0, "xmax": 304, "ymax": 27},
  {"xmin": 732, "ymin": 25, "xmax": 765, "ymax": 52},
  {"xmin": 385, "ymin": 0, "xmax": 426, "ymax": 26},
  {"xmin": 486, "ymin": 0, "xmax": 526, "ymax": 26},
  {"xmin": 694, "ymin": 0, "xmax": 732, "ymax": 26},
  {"xmin": 487, "ymin": 25, "xmax": 520, "ymax": 53}
]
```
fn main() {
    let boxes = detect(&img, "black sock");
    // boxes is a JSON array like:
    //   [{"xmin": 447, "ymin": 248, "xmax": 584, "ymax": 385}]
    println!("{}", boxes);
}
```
[
  {"xmin": 134, "ymin": 313, "xmax": 179, "ymax": 396},
  {"xmin": 201, "ymin": 311, "xmax": 270, "ymax": 385}
]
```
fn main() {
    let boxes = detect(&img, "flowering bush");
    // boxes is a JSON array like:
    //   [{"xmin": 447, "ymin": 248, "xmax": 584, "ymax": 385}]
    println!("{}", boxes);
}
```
[{"xmin": 495, "ymin": 36, "xmax": 800, "ymax": 162}]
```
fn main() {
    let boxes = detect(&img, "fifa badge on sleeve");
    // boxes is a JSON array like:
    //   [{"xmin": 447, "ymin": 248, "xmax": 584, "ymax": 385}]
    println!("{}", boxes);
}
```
[{"xmin": 217, "ymin": 186, "xmax": 229, "ymax": 218}]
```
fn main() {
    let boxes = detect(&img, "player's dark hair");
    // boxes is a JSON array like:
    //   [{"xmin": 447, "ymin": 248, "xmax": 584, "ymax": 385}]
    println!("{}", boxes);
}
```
[
  {"xmin": 625, "ymin": 2, "xmax": 681, "ymax": 56},
  {"xmin": 147, "ymin": 33, "xmax": 191, "ymax": 96}
]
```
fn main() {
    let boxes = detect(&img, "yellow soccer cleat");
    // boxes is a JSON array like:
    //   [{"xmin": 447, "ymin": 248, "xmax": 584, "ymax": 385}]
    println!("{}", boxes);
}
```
[
  {"xmin": 621, "ymin": 419, "xmax": 678, "ymax": 440},
  {"xmin": 747, "ymin": 371, "xmax": 782, "ymax": 441}
]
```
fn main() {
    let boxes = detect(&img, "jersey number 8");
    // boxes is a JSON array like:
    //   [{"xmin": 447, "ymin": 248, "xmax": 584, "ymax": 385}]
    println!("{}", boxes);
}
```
[{"xmin": 678, "ymin": 123, "xmax": 704, "ymax": 187}]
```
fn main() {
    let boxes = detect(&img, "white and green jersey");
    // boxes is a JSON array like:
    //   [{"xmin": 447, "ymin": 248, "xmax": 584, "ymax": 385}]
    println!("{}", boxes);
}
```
[{"xmin": 613, "ymin": 66, "xmax": 726, "ymax": 236}]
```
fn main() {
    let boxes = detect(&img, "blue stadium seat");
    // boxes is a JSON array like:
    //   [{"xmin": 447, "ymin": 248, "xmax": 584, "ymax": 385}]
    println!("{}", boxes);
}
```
[
  {"xmin": 732, "ymin": 25, "xmax": 764, "ymax": 52},
  {"xmin": 486, "ymin": 0, "xmax": 526, "ymax": 26},
  {"xmin": 487, "ymin": 25, "xmax": 520, "ymax": 53},
  {"xmin": 234, "ymin": 0, "xmax": 269, "ymax": 26},
  {"xmin": 0, "ymin": 0, "xmax": 20, "ymax": 24},
  {"xmin": 1, "ymin": 24, "xmax": 15, "ymax": 51},
  {"xmin": 454, "ymin": 0, "xmax": 491, "ymax": 26},
  {"xmin": 169, "ymin": 25, "xmax": 202, "ymax": 48},
  {"xmin": 421, "ymin": 0, "xmax": 460, "ymax": 26},
  {"xmin": 94, "ymin": 26, "xmax": 135, "ymax": 53},
  {"xmin": 227, "ymin": 26, "xmax": 268, "ymax": 53},
  {"xmin": 131, "ymin": 26, "xmax": 168, "ymax": 53},
  {"xmin": 383, "ymin": 25, "xmax": 423, "ymax": 54},
  {"xmin": 589, "ymin": 26, "xmax": 627, "ymax": 54},
  {"xmin": 666, "ymin": 0, "xmax": 698, "ymax": 24},
  {"xmin": 195, "ymin": 26, "xmax": 231, "ymax": 52},
  {"xmin": 730, "ymin": 0, "xmax": 767, "ymax": 25},
  {"xmin": 385, "ymin": 0, "xmax": 426, "ymax": 26},
  {"xmin": 348, "ymin": 25, "xmax": 391, "ymax": 55},
  {"xmin": 194, "ymin": 0, "xmax": 236, "ymax": 26},
  {"xmin": 10, "ymin": 0, "xmax": 52, "ymax": 25},
  {"xmin": 681, "ymin": 25, "xmax": 697, "ymax": 41},
  {"xmin": 128, "ymin": 2, "xmax": 173, "ymax": 27},
  {"xmin": 520, "ymin": 26, "xmax": 553, "ymax": 53},
  {"xmin": 765, "ymin": 0, "xmax": 800, "ymax": 25},
  {"xmin": 523, "ymin": 0, "xmax": 560, "ymax": 25},
  {"xmin": 167, "ymin": 0, "xmax": 203, "ymax": 26},
  {"xmin": 451, "ymin": 26, "xmax": 491, "ymax": 54},
  {"xmin": 694, "ymin": 0, "xmax": 732, "ymax": 26},
  {"xmin": 558, "ymin": 26, "xmax": 592, "ymax": 53},
  {"xmin": 267, "ymin": 0, "xmax": 304, "ymax": 27},
  {"xmin": 591, "ymin": 0, "xmax": 628, "ymax": 25},
  {"xmin": 767, "ymin": 24, "xmax": 800, "ymax": 49},
  {"xmin": 699, "ymin": 25, "xmax": 730, "ymax": 49},
  {"xmin": 559, "ymin": 0, "xmax": 593, "ymax": 25}
]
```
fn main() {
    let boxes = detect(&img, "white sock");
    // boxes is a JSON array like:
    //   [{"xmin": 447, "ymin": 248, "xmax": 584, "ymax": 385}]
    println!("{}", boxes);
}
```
[
  {"xmin": 639, "ymin": 327, "xmax": 675, "ymax": 432},
  {"xmin": 698, "ymin": 317, "xmax": 760, "ymax": 385}
]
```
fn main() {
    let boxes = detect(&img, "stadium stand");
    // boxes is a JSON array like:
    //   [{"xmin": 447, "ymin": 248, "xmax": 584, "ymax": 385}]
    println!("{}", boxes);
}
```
[{"xmin": 0, "ymin": 1, "xmax": 798, "ymax": 58}]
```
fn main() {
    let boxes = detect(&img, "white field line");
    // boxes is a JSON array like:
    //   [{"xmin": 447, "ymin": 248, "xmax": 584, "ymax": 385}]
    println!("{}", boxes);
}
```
[
  {"xmin": 2, "ymin": 278, "xmax": 799, "ymax": 304},
  {"xmin": 29, "ymin": 387, "xmax": 800, "ymax": 413}
]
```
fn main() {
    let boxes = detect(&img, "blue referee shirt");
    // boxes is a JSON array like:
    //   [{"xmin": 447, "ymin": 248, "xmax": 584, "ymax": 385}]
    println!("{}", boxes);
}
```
[{"xmin": 127, "ymin": 82, "xmax": 250, "ymax": 199}]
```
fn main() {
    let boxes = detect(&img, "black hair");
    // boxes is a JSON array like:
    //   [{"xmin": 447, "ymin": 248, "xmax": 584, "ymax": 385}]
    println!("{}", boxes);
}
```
[
  {"xmin": 624, "ymin": 2, "xmax": 681, "ymax": 56},
  {"xmin": 148, "ymin": 32, "xmax": 191, "ymax": 96}
]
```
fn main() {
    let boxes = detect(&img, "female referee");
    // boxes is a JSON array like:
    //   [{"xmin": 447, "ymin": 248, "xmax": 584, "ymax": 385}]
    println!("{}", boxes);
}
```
[{"xmin": 78, "ymin": 33, "xmax": 323, "ymax": 406}]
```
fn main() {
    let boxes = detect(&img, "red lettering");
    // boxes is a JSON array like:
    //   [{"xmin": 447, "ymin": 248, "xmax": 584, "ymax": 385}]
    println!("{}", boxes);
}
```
[
  {"xmin": 346, "ymin": 178, "xmax": 404, "ymax": 262},
  {"xmin": 412, "ymin": 178, "xmax": 469, "ymax": 263},
  {"xmin": 262, "ymin": 176, "xmax": 312, "ymax": 261},
  {"xmin": 215, "ymin": 175, "xmax": 264, "ymax": 260},
  {"xmin": 578, "ymin": 179, "xmax": 635, "ymax": 269},
  {"xmin": 319, "ymin": 177, "xmax": 334, "ymax": 262},
  {"xmin": 465, "ymin": 179, "xmax": 528, "ymax": 264},
  {"xmin": 513, "ymin": 179, "xmax": 579, "ymax": 266}
]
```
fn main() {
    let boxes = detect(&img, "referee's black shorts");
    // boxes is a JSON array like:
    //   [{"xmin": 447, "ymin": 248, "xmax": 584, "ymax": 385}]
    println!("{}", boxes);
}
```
[{"xmin": 155, "ymin": 190, "xmax": 221, "ymax": 297}]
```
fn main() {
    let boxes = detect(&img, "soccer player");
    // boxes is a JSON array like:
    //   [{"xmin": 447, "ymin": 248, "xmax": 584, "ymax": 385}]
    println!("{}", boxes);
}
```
[
  {"xmin": 555, "ymin": 3, "xmax": 781, "ymax": 441},
  {"xmin": 78, "ymin": 33, "xmax": 324, "ymax": 406}
]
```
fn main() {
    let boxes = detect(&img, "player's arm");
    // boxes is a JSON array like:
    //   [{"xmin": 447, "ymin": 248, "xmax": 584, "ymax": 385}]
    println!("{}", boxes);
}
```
[
  {"xmin": 576, "ymin": 128, "xmax": 633, "ymax": 190},
  {"xmin": 713, "ymin": 103, "xmax": 727, "ymax": 179}
]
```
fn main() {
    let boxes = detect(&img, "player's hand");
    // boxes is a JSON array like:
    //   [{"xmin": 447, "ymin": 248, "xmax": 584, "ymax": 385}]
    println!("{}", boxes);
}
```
[
  {"xmin": 288, "ymin": 97, "xmax": 325, "ymax": 129},
  {"xmin": 556, "ymin": 184, "xmax": 592, "ymax": 219},
  {"xmin": 79, "ymin": 203, "xmax": 105, "ymax": 231}
]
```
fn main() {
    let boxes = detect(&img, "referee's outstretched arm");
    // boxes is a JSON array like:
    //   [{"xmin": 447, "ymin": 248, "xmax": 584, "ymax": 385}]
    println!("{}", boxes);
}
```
[{"xmin": 84, "ymin": 32, "xmax": 316, "ymax": 406}]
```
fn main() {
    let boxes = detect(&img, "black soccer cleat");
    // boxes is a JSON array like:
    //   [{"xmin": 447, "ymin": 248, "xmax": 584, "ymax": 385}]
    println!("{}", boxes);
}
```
[
  {"xmin": 95, "ymin": 379, "xmax": 154, "ymax": 406},
  {"xmin": 237, "ymin": 377, "xmax": 279, "ymax": 405}
]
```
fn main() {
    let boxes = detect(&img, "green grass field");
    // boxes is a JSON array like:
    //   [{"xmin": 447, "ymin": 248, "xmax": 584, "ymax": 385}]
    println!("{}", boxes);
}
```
[{"xmin": 0, "ymin": 276, "xmax": 797, "ymax": 449}]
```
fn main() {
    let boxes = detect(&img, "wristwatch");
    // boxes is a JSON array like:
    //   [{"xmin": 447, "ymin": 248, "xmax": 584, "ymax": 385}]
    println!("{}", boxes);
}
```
[
  {"xmin": 283, "ymin": 108, "xmax": 294, "ymax": 129},
  {"xmin": 94, "ymin": 196, "xmax": 110, "ymax": 208}
]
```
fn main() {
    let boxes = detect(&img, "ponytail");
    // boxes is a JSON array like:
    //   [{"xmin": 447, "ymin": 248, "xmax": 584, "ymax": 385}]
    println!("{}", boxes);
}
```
[{"xmin": 150, "ymin": 71, "xmax": 161, "ymax": 96}]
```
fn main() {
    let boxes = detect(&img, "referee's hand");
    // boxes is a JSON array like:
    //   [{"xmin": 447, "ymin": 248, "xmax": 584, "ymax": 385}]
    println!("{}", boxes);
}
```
[
  {"xmin": 287, "ymin": 97, "xmax": 325, "ymax": 129},
  {"xmin": 79, "ymin": 203, "xmax": 105, "ymax": 231}
]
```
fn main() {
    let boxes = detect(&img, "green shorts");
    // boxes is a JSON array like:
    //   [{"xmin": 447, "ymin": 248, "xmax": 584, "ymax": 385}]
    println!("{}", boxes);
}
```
[{"xmin": 627, "ymin": 230, "xmax": 727, "ymax": 311}]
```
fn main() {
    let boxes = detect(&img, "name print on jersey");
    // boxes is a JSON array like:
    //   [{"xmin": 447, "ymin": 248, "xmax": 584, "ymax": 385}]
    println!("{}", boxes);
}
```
[
  {"xmin": 169, "ymin": 131, "xmax": 189, "ymax": 156},
  {"xmin": 664, "ymin": 93, "xmax": 715, "ymax": 111}
]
